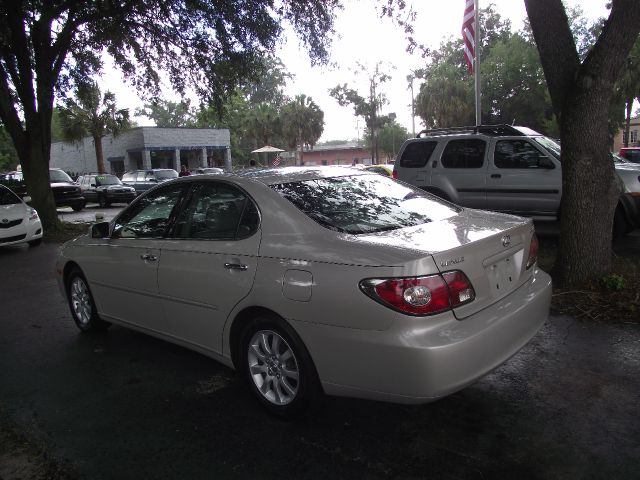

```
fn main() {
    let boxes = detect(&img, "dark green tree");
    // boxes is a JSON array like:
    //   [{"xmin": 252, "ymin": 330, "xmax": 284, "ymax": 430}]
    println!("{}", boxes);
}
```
[
  {"xmin": 59, "ymin": 81, "xmax": 130, "ymax": 174},
  {"xmin": 365, "ymin": 119, "xmax": 410, "ymax": 161},
  {"xmin": 282, "ymin": 95, "xmax": 324, "ymax": 165},
  {"xmin": 525, "ymin": 0, "xmax": 640, "ymax": 286},
  {"xmin": 0, "ymin": 1, "xmax": 338, "ymax": 228},
  {"xmin": 0, "ymin": 124, "xmax": 19, "ymax": 171},
  {"xmin": 136, "ymin": 99, "xmax": 196, "ymax": 128},
  {"xmin": 330, "ymin": 62, "xmax": 392, "ymax": 164}
]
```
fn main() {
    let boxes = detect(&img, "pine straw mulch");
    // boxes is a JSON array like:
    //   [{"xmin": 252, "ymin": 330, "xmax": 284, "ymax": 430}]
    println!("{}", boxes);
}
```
[{"xmin": 538, "ymin": 239, "xmax": 640, "ymax": 324}]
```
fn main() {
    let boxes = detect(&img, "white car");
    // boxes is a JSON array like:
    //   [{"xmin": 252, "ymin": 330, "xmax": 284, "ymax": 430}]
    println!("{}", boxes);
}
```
[
  {"xmin": 56, "ymin": 167, "xmax": 551, "ymax": 417},
  {"xmin": 0, "ymin": 185, "xmax": 43, "ymax": 247}
]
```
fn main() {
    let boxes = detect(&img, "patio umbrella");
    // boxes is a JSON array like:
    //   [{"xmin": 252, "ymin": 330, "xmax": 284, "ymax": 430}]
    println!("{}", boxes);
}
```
[
  {"xmin": 251, "ymin": 145, "xmax": 285, "ymax": 153},
  {"xmin": 251, "ymin": 145, "xmax": 285, "ymax": 167}
]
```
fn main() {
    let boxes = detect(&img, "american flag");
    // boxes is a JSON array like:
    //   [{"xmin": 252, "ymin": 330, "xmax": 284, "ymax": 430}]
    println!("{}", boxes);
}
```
[
  {"xmin": 462, "ymin": 0, "xmax": 475, "ymax": 74},
  {"xmin": 272, "ymin": 155, "xmax": 281, "ymax": 167}
]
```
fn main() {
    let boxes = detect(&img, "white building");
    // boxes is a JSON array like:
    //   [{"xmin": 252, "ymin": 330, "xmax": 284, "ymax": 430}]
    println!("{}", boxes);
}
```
[{"xmin": 50, "ymin": 127, "xmax": 231, "ymax": 176}]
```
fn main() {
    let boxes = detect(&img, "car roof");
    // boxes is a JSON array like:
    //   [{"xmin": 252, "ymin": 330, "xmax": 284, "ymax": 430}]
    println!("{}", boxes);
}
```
[{"xmin": 233, "ymin": 166, "xmax": 370, "ymax": 186}]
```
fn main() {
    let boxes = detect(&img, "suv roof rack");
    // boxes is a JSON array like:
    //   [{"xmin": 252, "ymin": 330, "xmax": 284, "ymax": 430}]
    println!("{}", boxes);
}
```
[{"xmin": 416, "ymin": 124, "xmax": 525, "ymax": 138}]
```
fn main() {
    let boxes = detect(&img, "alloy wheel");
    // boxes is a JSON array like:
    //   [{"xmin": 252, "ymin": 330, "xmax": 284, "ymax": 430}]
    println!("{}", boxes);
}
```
[
  {"xmin": 70, "ymin": 277, "xmax": 92, "ymax": 326},
  {"xmin": 247, "ymin": 330, "xmax": 300, "ymax": 405}
]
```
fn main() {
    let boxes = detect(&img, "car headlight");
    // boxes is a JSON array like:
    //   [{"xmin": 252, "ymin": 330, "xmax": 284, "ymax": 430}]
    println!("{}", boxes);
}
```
[{"xmin": 29, "ymin": 208, "xmax": 39, "ymax": 220}]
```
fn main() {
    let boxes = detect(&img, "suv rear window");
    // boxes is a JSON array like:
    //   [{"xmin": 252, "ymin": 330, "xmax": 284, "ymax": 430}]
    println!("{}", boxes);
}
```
[
  {"xmin": 271, "ymin": 174, "xmax": 459, "ymax": 234},
  {"xmin": 399, "ymin": 141, "xmax": 437, "ymax": 168},
  {"xmin": 441, "ymin": 139, "xmax": 486, "ymax": 168}
]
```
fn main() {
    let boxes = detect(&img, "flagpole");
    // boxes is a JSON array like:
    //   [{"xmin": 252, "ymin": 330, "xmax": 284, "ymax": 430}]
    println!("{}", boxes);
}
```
[{"xmin": 474, "ymin": 0, "xmax": 481, "ymax": 127}]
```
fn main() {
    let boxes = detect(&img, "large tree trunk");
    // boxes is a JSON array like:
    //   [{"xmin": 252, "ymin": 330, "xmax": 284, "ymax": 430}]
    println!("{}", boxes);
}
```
[
  {"xmin": 94, "ymin": 135, "xmax": 106, "ymax": 173},
  {"xmin": 21, "ymin": 135, "xmax": 58, "ymax": 230},
  {"xmin": 556, "ymin": 87, "xmax": 618, "ymax": 284},
  {"xmin": 526, "ymin": 0, "xmax": 640, "ymax": 287}
]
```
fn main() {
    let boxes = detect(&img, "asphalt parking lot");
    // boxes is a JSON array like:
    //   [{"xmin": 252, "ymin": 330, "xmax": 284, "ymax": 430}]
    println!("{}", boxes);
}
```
[{"xmin": 1, "ymin": 234, "xmax": 639, "ymax": 479}]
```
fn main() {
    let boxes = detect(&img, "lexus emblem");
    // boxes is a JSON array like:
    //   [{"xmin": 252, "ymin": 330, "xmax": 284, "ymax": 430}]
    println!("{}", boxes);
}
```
[{"xmin": 501, "ymin": 234, "xmax": 511, "ymax": 247}]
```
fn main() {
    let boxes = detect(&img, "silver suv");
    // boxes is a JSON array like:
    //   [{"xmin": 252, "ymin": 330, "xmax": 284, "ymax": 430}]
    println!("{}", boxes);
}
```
[{"xmin": 393, "ymin": 125, "xmax": 640, "ymax": 236}]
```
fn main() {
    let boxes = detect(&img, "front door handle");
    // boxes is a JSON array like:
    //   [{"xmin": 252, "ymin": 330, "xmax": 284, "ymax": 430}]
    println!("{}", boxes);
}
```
[
  {"xmin": 224, "ymin": 263, "xmax": 248, "ymax": 271},
  {"xmin": 140, "ymin": 253, "xmax": 157, "ymax": 262},
  {"xmin": 490, "ymin": 174, "xmax": 502, "ymax": 179}
]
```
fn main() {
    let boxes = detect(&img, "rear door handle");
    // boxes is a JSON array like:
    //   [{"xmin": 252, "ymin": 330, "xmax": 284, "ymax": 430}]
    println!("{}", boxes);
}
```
[
  {"xmin": 140, "ymin": 253, "xmax": 157, "ymax": 262},
  {"xmin": 490, "ymin": 174, "xmax": 502, "ymax": 179},
  {"xmin": 225, "ymin": 263, "xmax": 248, "ymax": 271}
]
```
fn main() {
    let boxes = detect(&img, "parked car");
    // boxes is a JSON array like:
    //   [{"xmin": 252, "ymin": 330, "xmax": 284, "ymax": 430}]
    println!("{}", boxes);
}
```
[
  {"xmin": 0, "ymin": 169, "xmax": 86, "ymax": 211},
  {"xmin": 364, "ymin": 164, "xmax": 395, "ymax": 177},
  {"xmin": 56, "ymin": 167, "xmax": 551, "ymax": 418},
  {"xmin": 393, "ymin": 124, "xmax": 640, "ymax": 236},
  {"xmin": 618, "ymin": 147, "xmax": 640, "ymax": 163},
  {"xmin": 193, "ymin": 167, "xmax": 224, "ymax": 175},
  {"xmin": 77, "ymin": 173, "xmax": 136, "ymax": 207},
  {"xmin": 121, "ymin": 169, "xmax": 179, "ymax": 195},
  {"xmin": 0, "ymin": 184, "xmax": 43, "ymax": 247}
]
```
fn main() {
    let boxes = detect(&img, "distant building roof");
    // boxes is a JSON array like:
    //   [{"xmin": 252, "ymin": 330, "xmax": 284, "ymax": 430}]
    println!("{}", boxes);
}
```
[{"xmin": 304, "ymin": 142, "xmax": 365, "ymax": 152}]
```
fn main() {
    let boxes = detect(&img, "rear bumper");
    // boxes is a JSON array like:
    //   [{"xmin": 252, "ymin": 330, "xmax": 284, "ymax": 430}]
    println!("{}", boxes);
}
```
[
  {"xmin": 298, "ymin": 268, "xmax": 552, "ymax": 404},
  {"xmin": 106, "ymin": 192, "xmax": 136, "ymax": 203}
]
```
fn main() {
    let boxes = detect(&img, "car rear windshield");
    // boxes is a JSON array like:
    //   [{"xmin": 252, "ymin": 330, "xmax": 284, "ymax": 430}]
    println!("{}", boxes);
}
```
[
  {"xmin": 271, "ymin": 174, "xmax": 460, "ymax": 234},
  {"xmin": 95, "ymin": 175, "xmax": 121, "ymax": 185},
  {"xmin": 49, "ymin": 170, "xmax": 73, "ymax": 183},
  {"xmin": 156, "ymin": 170, "xmax": 178, "ymax": 180}
]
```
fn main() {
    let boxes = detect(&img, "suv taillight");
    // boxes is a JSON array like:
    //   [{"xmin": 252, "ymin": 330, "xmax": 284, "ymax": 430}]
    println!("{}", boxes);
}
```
[
  {"xmin": 359, "ymin": 270, "xmax": 475, "ymax": 316},
  {"xmin": 526, "ymin": 233, "xmax": 539, "ymax": 270},
  {"xmin": 392, "ymin": 168, "xmax": 398, "ymax": 179}
]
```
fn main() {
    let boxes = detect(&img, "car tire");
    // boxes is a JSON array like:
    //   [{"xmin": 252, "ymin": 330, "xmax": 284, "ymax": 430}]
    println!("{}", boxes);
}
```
[
  {"xmin": 28, "ymin": 238, "xmax": 42, "ymax": 247},
  {"xmin": 240, "ymin": 314, "xmax": 322, "ymax": 419},
  {"xmin": 98, "ymin": 194, "xmax": 109, "ymax": 208},
  {"xmin": 65, "ymin": 267, "xmax": 110, "ymax": 332},
  {"xmin": 71, "ymin": 203, "xmax": 85, "ymax": 212}
]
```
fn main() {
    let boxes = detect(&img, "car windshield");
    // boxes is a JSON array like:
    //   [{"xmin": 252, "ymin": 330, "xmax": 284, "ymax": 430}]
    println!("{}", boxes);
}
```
[
  {"xmin": 271, "ymin": 174, "xmax": 460, "ymax": 234},
  {"xmin": 533, "ymin": 136, "xmax": 561, "ymax": 159},
  {"xmin": 49, "ymin": 169, "xmax": 73, "ymax": 183},
  {"xmin": 95, "ymin": 175, "xmax": 121, "ymax": 186},
  {"xmin": 156, "ymin": 170, "xmax": 178, "ymax": 180},
  {"xmin": 0, "ymin": 186, "xmax": 21, "ymax": 205}
]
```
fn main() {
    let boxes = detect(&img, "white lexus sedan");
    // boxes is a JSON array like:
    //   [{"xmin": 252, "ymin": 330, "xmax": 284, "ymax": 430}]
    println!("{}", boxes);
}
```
[
  {"xmin": 56, "ymin": 167, "xmax": 551, "ymax": 417},
  {"xmin": 0, "ymin": 184, "xmax": 43, "ymax": 247}
]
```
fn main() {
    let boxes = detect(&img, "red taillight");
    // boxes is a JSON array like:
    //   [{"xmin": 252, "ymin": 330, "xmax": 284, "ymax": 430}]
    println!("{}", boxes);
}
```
[
  {"xmin": 526, "ymin": 232, "xmax": 539, "ymax": 270},
  {"xmin": 360, "ymin": 270, "xmax": 475, "ymax": 316},
  {"xmin": 392, "ymin": 169, "xmax": 398, "ymax": 179}
]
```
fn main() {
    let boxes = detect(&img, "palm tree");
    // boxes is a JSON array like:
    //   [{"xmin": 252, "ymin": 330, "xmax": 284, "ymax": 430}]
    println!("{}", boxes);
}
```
[
  {"xmin": 59, "ymin": 81, "xmax": 130, "ymax": 173},
  {"xmin": 282, "ymin": 95, "xmax": 324, "ymax": 165}
]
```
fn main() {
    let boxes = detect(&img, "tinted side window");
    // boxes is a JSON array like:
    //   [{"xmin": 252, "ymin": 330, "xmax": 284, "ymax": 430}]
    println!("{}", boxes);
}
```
[
  {"xmin": 112, "ymin": 185, "xmax": 184, "ymax": 239},
  {"xmin": 173, "ymin": 183, "xmax": 251, "ymax": 240},
  {"xmin": 441, "ymin": 139, "xmax": 486, "ymax": 168},
  {"xmin": 399, "ymin": 141, "xmax": 437, "ymax": 168},
  {"xmin": 495, "ymin": 140, "xmax": 550, "ymax": 169}
]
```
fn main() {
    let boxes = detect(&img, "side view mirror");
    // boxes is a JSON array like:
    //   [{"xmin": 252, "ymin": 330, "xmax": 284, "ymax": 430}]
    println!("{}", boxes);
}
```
[
  {"xmin": 91, "ymin": 221, "xmax": 110, "ymax": 238},
  {"xmin": 22, "ymin": 195, "xmax": 31, "ymax": 203}
]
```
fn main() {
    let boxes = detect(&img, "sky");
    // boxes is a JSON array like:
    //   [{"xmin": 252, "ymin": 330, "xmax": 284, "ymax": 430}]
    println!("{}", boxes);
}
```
[{"xmin": 101, "ymin": 0, "xmax": 609, "ymax": 143}]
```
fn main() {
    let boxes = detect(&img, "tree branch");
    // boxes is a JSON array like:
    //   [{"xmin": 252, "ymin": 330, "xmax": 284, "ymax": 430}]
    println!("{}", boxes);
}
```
[{"xmin": 524, "ymin": 0, "xmax": 580, "ymax": 120}]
